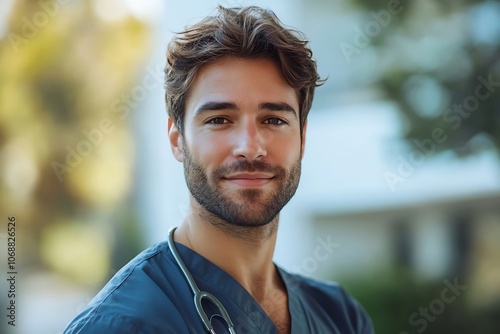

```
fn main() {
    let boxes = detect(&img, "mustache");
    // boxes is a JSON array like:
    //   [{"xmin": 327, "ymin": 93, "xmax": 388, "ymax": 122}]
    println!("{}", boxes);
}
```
[{"xmin": 214, "ymin": 160, "xmax": 285, "ymax": 178}]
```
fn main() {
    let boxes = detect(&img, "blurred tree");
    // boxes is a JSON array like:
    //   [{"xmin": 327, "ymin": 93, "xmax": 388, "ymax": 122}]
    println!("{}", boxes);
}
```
[
  {"xmin": 349, "ymin": 0, "xmax": 500, "ymax": 158},
  {"xmin": 0, "ymin": 0, "xmax": 150, "ymax": 286}
]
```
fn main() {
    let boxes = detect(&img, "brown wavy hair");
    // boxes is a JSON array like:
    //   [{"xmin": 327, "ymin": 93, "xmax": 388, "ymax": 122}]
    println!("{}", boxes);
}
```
[{"xmin": 165, "ymin": 5, "xmax": 323, "ymax": 136}]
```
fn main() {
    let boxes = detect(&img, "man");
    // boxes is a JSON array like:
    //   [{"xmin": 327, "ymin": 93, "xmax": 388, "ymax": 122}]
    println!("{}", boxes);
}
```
[{"xmin": 64, "ymin": 6, "xmax": 374, "ymax": 334}]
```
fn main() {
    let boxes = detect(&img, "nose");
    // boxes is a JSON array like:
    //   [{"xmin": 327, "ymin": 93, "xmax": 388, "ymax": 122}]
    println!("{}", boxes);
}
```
[{"xmin": 231, "ymin": 120, "xmax": 267, "ymax": 161}]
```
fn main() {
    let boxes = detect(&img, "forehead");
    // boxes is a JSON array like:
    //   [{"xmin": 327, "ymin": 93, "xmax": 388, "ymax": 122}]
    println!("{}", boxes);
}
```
[{"xmin": 185, "ymin": 56, "xmax": 299, "ymax": 113}]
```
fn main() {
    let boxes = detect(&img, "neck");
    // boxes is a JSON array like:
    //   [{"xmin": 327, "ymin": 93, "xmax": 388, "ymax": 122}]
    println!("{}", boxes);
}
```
[{"xmin": 173, "ymin": 197, "xmax": 281, "ymax": 300}]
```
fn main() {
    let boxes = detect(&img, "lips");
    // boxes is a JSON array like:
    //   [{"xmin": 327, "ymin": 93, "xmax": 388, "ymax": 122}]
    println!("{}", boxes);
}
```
[{"xmin": 223, "ymin": 173, "xmax": 274, "ymax": 187}]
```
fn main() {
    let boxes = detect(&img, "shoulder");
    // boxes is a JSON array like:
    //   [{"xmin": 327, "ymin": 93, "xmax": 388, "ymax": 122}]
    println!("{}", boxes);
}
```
[
  {"xmin": 280, "ymin": 268, "xmax": 374, "ymax": 334},
  {"xmin": 63, "ymin": 241, "xmax": 189, "ymax": 333},
  {"xmin": 64, "ymin": 314, "xmax": 151, "ymax": 334}
]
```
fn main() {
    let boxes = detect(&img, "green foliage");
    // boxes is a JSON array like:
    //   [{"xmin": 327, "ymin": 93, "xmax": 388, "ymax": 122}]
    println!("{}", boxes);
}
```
[
  {"xmin": 339, "ymin": 269, "xmax": 500, "ymax": 333},
  {"xmin": 349, "ymin": 0, "xmax": 500, "ymax": 159}
]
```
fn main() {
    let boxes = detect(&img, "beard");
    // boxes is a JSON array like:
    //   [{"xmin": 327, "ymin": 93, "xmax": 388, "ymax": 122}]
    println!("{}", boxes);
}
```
[{"xmin": 182, "ymin": 144, "xmax": 301, "ymax": 228}]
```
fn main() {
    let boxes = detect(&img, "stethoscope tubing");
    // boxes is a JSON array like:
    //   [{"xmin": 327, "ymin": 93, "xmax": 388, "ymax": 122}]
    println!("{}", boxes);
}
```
[{"xmin": 168, "ymin": 227, "xmax": 237, "ymax": 334}]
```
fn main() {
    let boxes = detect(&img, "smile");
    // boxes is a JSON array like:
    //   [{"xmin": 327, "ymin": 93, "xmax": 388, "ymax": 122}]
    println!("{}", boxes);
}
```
[{"xmin": 223, "ymin": 173, "xmax": 274, "ymax": 187}]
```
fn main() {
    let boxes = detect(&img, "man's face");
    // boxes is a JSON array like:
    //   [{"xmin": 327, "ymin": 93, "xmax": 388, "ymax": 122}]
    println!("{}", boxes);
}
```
[{"xmin": 169, "ymin": 56, "xmax": 306, "ymax": 227}]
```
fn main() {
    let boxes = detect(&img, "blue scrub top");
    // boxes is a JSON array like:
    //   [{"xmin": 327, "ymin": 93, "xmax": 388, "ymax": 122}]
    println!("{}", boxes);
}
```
[{"xmin": 64, "ymin": 240, "xmax": 374, "ymax": 333}]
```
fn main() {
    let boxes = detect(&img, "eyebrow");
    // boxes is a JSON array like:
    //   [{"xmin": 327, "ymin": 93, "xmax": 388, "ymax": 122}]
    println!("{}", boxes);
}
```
[
  {"xmin": 195, "ymin": 101, "xmax": 238, "ymax": 114},
  {"xmin": 195, "ymin": 101, "xmax": 297, "ymax": 119}
]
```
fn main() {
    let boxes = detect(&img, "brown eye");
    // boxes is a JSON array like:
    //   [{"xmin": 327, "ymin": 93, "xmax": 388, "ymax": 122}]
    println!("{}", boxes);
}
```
[
  {"xmin": 207, "ymin": 117, "xmax": 228, "ymax": 124},
  {"xmin": 265, "ymin": 118, "xmax": 285, "ymax": 125}
]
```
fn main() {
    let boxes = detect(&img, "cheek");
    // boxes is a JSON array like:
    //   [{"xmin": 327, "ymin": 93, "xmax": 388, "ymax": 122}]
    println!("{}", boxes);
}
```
[
  {"xmin": 269, "ymin": 136, "xmax": 302, "ymax": 164},
  {"xmin": 187, "ymin": 134, "xmax": 230, "ymax": 167}
]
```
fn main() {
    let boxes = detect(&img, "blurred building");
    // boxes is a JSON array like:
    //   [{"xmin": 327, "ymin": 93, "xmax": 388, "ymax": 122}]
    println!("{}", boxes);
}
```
[{"xmin": 276, "ymin": 105, "xmax": 500, "ymax": 307}]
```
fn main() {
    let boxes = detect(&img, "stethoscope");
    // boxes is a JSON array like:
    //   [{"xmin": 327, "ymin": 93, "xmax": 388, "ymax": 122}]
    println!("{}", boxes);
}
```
[{"xmin": 168, "ymin": 227, "xmax": 237, "ymax": 334}]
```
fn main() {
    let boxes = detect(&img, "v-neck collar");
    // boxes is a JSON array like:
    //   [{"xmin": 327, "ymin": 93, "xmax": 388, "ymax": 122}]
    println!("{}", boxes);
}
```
[{"xmin": 169, "ymin": 241, "xmax": 304, "ymax": 334}]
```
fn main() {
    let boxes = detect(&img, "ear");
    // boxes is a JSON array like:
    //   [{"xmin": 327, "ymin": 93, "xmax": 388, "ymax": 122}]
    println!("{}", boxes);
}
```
[
  {"xmin": 168, "ymin": 118, "xmax": 184, "ymax": 162},
  {"xmin": 300, "ymin": 120, "xmax": 307, "ymax": 159}
]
